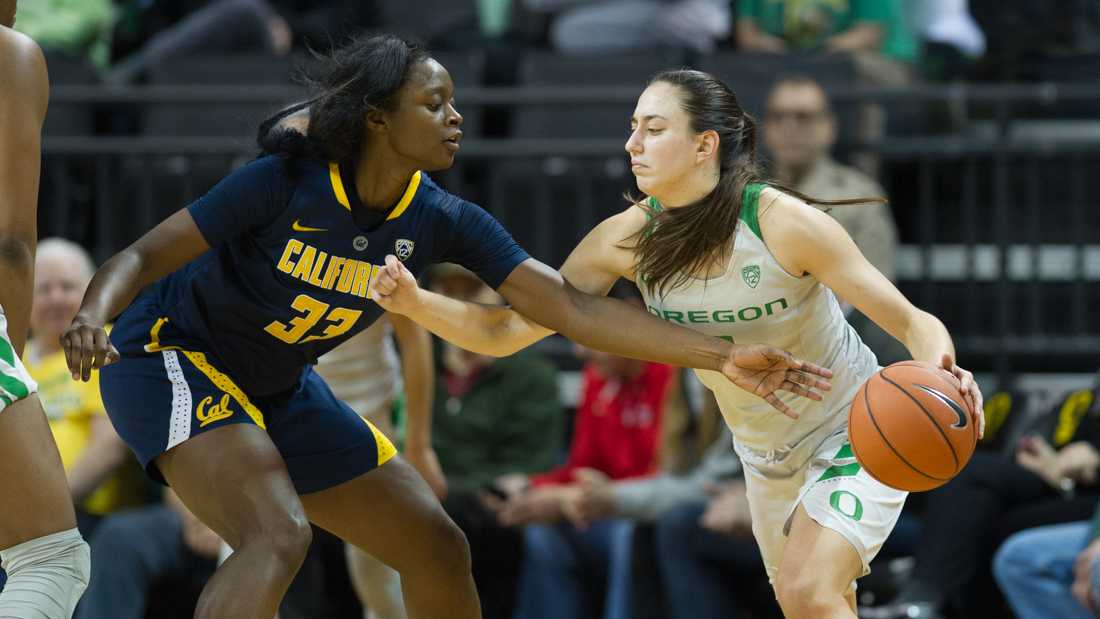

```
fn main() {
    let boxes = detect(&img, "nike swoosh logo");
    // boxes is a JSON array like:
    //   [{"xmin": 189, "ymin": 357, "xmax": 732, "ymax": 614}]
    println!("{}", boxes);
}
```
[
  {"xmin": 915, "ymin": 384, "xmax": 969, "ymax": 428},
  {"xmin": 292, "ymin": 219, "xmax": 326, "ymax": 233}
]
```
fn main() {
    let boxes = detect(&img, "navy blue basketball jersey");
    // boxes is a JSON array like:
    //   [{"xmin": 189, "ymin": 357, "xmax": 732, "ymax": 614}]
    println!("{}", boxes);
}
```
[{"xmin": 144, "ymin": 155, "xmax": 528, "ymax": 396}]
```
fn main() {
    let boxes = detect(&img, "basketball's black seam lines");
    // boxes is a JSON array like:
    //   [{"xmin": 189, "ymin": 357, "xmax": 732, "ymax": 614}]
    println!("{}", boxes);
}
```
[
  {"xmin": 864, "ymin": 376, "xmax": 951, "ymax": 482},
  {"xmin": 859, "ymin": 380, "xmax": 942, "ymax": 483},
  {"xmin": 880, "ymin": 368, "xmax": 960, "ymax": 473}
]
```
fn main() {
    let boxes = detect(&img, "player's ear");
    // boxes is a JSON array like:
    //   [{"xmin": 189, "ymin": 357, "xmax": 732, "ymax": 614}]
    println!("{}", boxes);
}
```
[
  {"xmin": 695, "ymin": 129, "xmax": 719, "ymax": 164},
  {"xmin": 365, "ymin": 107, "xmax": 388, "ymax": 133}
]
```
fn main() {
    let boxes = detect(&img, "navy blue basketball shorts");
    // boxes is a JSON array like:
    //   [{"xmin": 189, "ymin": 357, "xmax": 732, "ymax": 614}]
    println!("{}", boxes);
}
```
[{"xmin": 100, "ymin": 296, "xmax": 396, "ymax": 494}]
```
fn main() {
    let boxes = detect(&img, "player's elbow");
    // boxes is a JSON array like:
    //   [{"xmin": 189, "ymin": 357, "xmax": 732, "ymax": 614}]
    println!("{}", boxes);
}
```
[{"xmin": 0, "ymin": 236, "xmax": 34, "ymax": 275}]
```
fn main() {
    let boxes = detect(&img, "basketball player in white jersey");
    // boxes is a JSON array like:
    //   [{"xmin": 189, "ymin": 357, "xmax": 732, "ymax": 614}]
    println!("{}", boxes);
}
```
[
  {"xmin": 370, "ymin": 69, "xmax": 986, "ymax": 619},
  {"xmin": 0, "ymin": 2, "xmax": 91, "ymax": 616},
  {"xmin": 315, "ymin": 315, "xmax": 442, "ymax": 619}
]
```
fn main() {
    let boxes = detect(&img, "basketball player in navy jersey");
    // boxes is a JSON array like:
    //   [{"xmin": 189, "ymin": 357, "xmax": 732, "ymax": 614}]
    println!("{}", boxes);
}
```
[
  {"xmin": 62, "ymin": 35, "xmax": 832, "ymax": 618},
  {"xmin": 0, "ymin": 2, "xmax": 91, "ymax": 616}
]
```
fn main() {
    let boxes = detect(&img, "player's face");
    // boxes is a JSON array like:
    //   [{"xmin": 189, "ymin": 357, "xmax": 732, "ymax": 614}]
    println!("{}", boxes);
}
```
[
  {"xmin": 1, "ymin": 0, "xmax": 16, "ymax": 28},
  {"xmin": 762, "ymin": 83, "xmax": 836, "ymax": 170},
  {"xmin": 626, "ymin": 82, "xmax": 708, "ymax": 200},
  {"xmin": 32, "ymin": 252, "xmax": 90, "ymax": 340},
  {"xmin": 382, "ymin": 58, "xmax": 463, "ymax": 171}
]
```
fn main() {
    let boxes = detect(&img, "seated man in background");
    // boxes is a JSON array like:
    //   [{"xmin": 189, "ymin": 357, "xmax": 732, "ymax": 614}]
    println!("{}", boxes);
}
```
[
  {"xmin": 429, "ymin": 263, "xmax": 565, "ymax": 619},
  {"xmin": 26, "ymin": 238, "xmax": 144, "ymax": 538},
  {"xmin": 761, "ymin": 75, "xmax": 906, "ymax": 365}
]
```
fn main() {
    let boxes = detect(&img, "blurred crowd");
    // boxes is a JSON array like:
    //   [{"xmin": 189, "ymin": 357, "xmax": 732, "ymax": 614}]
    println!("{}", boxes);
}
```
[{"xmin": 14, "ymin": 0, "xmax": 1100, "ymax": 87}]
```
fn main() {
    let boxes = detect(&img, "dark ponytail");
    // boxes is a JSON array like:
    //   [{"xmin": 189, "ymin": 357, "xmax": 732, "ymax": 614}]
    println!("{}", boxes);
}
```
[
  {"xmin": 256, "ymin": 34, "xmax": 430, "ymax": 162},
  {"xmin": 626, "ymin": 69, "xmax": 881, "ymax": 298}
]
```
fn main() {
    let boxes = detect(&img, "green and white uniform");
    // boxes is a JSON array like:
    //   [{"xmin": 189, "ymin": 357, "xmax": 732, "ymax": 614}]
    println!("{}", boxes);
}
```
[
  {"xmin": 639, "ymin": 184, "xmax": 905, "ymax": 579},
  {"xmin": 0, "ymin": 307, "xmax": 38, "ymax": 412}
]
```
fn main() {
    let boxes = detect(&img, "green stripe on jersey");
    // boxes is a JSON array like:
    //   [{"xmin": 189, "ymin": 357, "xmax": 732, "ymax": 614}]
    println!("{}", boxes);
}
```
[
  {"xmin": 647, "ymin": 183, "xmax": 765, "ymax": 239},
  {"xmin": 740, "ymin": 183, "xmax": 764, "ymax": 240},
  {"xmin": 0, "ymin": 372, "xmax": 29, "ymax": 402},
  {"xmin": 818, "ymin": 461, "xmax": 861, "ymax": 482},
  {"xmin": 0, "ymin": 334, "xmax": 13, "ymax": 367}
]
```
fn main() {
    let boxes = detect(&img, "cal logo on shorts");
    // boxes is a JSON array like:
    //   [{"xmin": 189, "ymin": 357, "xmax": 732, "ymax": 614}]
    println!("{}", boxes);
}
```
[{"xmin": 196, "ymin": 393, "xmax": 235, "ymax": 427}]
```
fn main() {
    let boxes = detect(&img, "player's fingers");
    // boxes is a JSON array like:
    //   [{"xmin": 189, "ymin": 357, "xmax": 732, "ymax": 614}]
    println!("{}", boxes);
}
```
[
  {"xmin": 786, "ymin": 370, "xmax": 832, "ymax": 392},
  {"xmin": 780, "ymin": 381, "xmax": 823, "ymax": 401},
  {"xmin": 794, "ymin": 359, "xmax": 834, "ymax": 380},
  {"xmin": 105, "ymin": 344, "xmax": 121, "ymax": 366},
  {"xmin": 940, "ymin": 352, "xmax": 955, "ymax": 372},
  {"xmin": 765, "ymin": 393, "xmax": 799, "ymax": 419},
  {"xmin": 79, "ymin": 327, "xmax": 96, "ymax": 382},
  {"xmin": 92, "ymin": 329, "xmax": 111, "ymax": 369},
  {"xmin": 61, "ymin": 331, "xmax": 79, "ymax": 379},
  {"xmin": 372, "ymin": 269, "xmax": 398, "ymax": 295}
]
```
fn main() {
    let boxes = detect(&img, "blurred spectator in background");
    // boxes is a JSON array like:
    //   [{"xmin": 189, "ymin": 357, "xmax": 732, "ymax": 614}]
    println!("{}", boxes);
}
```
[
  {"xmin": 903, "ymin": 0, "xmax": 986, "ymax": 80},
  {"xmin": 77, "ymin": 490, "xmax": 221, "ymax": 619},
  {"xmin": 737, "ymin": 0, "xmax": 917, "ymax": 86},
  {"xmin": 26, "ymin": 238, "xmax": 143, "ymax": 538},
  {"xmin": 106, "ymin": 0, "xmax": 290, "ymax": 84},
  {"xmin": 315, "ymin": 316, "xmax": 441, "ymax": 619},
  {"xmin": 567, "ymin": 405, "xmax": 776, "ymax": 619},
  {"xmin": 14, "ymin": 0, "xmax": 114, "ymax": 69},
  {"xmin": 505, "ymin": 286, "xmax": 674, "ymax": 619},
  {"xmin": 761, "ymin": 76, "xmax": 906, "ymax": 365},
  {"xmin": 106, "ymin": 0, "xmax": 374, "ymax": 84},
  {"xmin": 428, "ymin": 263, "xmax": 564, "ymax": 619},
  {"xmin": 524, "ymin": 0, "xmax": 731, "ymax": 54},
  {"xmin": 995, "ymin": 498, "xmax": 1100, "ymax": 619},
  {"xmin": 870, "ymin": 387, "xmax": 1100, "ymax": 619}
]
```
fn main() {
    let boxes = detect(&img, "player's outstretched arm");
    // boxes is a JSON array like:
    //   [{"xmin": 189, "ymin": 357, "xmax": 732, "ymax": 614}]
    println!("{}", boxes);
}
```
[
  {"xmin": 0, "ymin": 31, "xmax": 48, "ymax": 355},
  {"xmin": 372, "ymin": 255, "xmax": 833, "ymax": 418},
  {"xmin": 375, "ymin": 270, "xmax": 550, "ymax": 358},
  {"xmin": 761, "ymin": 189, "xmax": 983, "ymax": 431},
  {"xmin": 62, "ymin": 209, "xmax": 211, "ymax": 381}
]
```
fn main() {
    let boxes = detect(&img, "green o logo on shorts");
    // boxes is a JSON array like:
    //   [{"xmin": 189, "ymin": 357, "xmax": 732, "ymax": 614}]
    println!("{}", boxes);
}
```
[{"xmin": 829, "ymin": 490, "xmax": 864, "ymax": 521}]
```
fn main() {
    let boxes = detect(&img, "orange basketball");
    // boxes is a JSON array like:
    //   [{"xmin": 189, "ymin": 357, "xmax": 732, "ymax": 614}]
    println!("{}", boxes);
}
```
[{"xmin": 848, "ymin": 361, "xmax": 978, "ymax": 492}]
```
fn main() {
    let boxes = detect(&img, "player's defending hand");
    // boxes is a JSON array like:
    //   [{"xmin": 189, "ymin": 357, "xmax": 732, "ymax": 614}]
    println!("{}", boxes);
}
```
[
  {"xmin": 722, "ymin": 344, "xmax": 833, "ymax": 419},
  {"xmin": 370, "ymin": 255, "xmax": 422, "ymax": 315},
  {"xmin": 61, "ymin": 315, "xmax": 120, "ymax": 382}
]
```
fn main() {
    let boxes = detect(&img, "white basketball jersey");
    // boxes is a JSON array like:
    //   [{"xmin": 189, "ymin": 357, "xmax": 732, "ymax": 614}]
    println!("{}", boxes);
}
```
[
  {"xmin": 638, "ymin": 184, "xmax": 879, "ymax": 464},
  {"xmin": 314, "ymin": 319, "xmax": 401, "ymax": 419}
]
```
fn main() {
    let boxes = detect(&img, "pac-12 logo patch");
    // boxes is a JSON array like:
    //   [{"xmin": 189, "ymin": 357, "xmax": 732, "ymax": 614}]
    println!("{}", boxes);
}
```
[
  {"xmin": 353, "ymin": 236, "xmax": 369, "ymax": 251},
  {"xmin": 395, "ymin": 239, "xmax": 415, "ymax": 261},
  {"xmin": 741, "ymin": 264, "xmax": 760, "ymax": 289}
]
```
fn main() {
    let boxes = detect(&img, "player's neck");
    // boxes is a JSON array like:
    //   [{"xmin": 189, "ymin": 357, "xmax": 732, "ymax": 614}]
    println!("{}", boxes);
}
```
[
  {"xmin": 654, "ymin": 165, "xmax": 719, "ymax": 208},
  {"xmin": 352, "ymin": 147, "xmax": 419, "ymax": 211}
]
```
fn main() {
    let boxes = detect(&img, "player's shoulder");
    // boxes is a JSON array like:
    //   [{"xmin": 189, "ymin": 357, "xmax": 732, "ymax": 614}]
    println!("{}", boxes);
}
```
[
  {"xmin": 416, "ymin": 173, "xmax": 482, "ymax": 221},
  {"xmin": 758, "ymin": 186, "xmax": 832, "ymax": 233},
  {"xmin": 0, "ymin": 28, "xmax": 48, "ymax": 109},
  {"xmin": 0, "ymin": 27, "xmax": 45, "ymax": 64},
  {"xmin": 595, "ymin": 199, "xmax": 648, "ymax": 240}
]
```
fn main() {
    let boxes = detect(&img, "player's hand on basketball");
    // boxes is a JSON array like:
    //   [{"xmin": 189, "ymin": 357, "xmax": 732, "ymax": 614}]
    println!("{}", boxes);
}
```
[
  {"xmin": 61, "ymin": 315, "xmax": 120, "ymax": 382},
  {"xmin": 940, "ymin": 353, "xmax": 984, "ymax": 438},
  {"xmin": 721, "ymin": 344, "xmax": 833, "ymax": 419},
  {"xmin": 370, "ymin": 254, "xmax": 422, "ymax": 315}
]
